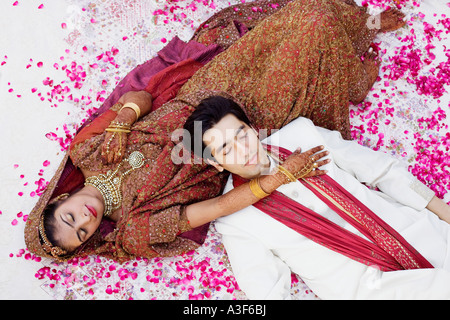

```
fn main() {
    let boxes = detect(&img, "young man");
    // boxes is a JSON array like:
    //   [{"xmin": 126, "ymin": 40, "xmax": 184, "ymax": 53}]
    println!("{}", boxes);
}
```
[{"xmin": 183, "ymin": 95, "xmax": 450, "ymax": 299}]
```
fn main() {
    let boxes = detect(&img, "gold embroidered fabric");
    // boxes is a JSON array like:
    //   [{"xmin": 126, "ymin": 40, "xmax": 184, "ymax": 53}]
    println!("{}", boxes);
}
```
[
  {"xmin": 180, "ymin": 0, "xmax": 378, "ymax": 139},
  {"xmin": 68, "ymin": 101, "xmax": 225, "ymax": 261},
  {"xmin": 25, "ymin": 0, "xmax": 379, "ymax": 263}
]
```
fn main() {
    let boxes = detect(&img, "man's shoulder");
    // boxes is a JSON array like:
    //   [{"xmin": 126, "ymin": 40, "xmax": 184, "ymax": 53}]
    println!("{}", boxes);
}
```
[{"xmin": 263, "ymin": 117, "xmax": 322, "ymax": 150}]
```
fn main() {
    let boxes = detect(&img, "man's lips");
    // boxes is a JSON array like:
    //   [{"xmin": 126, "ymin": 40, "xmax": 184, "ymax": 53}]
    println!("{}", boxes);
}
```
[
  {"xmin": 86, "ymin": 205, "xmax": 97, "ymax": 218},
  {"xmin": 245, "ymin": 154, "xmax": 258, "ymax": 166}
]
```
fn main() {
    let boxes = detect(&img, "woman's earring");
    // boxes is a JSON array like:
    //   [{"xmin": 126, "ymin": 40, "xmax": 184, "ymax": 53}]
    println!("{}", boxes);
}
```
[{"xmin": 49, "ymin": 193, "xmax": 69, "ymax": 205}]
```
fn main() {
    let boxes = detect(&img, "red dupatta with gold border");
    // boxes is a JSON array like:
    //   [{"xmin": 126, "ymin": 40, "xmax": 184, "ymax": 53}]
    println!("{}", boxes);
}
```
[{"xmin": 232, "ymin": 145, "xmax": 433, "ymax": 271}]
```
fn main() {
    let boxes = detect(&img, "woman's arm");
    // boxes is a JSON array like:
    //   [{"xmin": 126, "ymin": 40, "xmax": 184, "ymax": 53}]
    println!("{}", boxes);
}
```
[
  {"xmin": 114, "ymin": 90, "xmax": 153, "ymax": 124},
  {"xmin": 101, "ymin": 91, "xmax": 152, "ymax": 164},
  {"xmin": 186, "ymin": 146, "xmax": 330, "ymax": 228}
]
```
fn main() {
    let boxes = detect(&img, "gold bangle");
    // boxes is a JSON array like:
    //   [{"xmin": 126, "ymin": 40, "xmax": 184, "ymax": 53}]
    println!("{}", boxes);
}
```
[
  {"xmin": 277, "ymin": 165, "xmax": 297, "ymax": 183},
  {"xmin": 249, "ymin": 177, "xmax": 270, "ymax": 199},
  {"xmin": 106, "ymin": 120, "xmax": 131, "ymax": 133},
  {"xmin": 105, "ymin": 128, "xmax": 131, "ymax": 133},
  {"xmin": 109, "ymin": 120, "xmax": 131, "ymax": 128},
  {"xmin": 120, "ymin": 102, "xmax": 141, "ymax": 120}
]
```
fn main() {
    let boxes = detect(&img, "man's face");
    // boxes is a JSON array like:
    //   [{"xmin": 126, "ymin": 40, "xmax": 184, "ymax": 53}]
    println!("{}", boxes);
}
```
[{"xmin": 202, "ymin": 114, "xmax": 270, "ymax": 179}]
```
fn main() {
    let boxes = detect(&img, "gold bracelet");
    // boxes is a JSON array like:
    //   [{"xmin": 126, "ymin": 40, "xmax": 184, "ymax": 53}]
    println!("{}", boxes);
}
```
[
  {"xmin": 294, "ymin": 161, "xmax": 315, "ymax": 179},
  {"xmin": 249, "ymin": 177, "xmax": 270, "ymax": 199},
  {"xmin": 277, "ymin": 165, "xmax": 297, "ymax": 183},
  {"xmin": 106, "ymin": 121, "xmax": 131, "ymax": 133},
  {"xmin": 120, "ymin": 102, "xmax": 141, "ymax": 120},
  {"xmin": 105, "ymin": 128, "xmax": 131, "ymax": 133},
  {"xmin": 109, "ymin": 120, "xmax": 132, "ymax": 128}
]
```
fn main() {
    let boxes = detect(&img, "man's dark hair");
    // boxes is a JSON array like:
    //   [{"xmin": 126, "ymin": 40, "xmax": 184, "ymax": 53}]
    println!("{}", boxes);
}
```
[{"xmin": 183, "ymin": 95, "xmax": 250, "ymax": 161}]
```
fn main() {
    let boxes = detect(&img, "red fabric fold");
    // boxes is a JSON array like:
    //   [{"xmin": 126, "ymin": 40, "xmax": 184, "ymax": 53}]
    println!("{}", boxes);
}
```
[{"xmin": 145, "ymin": 58, "xmax": 204, "ymax": 111}]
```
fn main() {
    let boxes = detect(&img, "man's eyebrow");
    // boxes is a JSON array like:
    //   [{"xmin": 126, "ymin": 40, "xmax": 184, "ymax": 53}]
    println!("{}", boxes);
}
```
[
  {"xmin": 216, "ymin": 125, "xmax": 245, "ymax": 153},
  {"xmin": 60, "ymin": 214, "xmax": 82, "ymax": 242}
]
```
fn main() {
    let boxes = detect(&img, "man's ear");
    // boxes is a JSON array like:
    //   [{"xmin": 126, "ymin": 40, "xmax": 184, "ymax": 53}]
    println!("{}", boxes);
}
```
[{"xmin": 206, "ymin": 158, "xmax": 224, "ymax": 172}]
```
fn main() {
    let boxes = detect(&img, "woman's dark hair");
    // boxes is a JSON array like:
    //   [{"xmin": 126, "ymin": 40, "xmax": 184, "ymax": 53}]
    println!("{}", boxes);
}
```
[
  {"xmin": 183, "ymin": 96, "xmax": 250, "ymax": 161},
  {"xmin": 42, "ymin": 201, "xmax": 67, "ymax": 251}
]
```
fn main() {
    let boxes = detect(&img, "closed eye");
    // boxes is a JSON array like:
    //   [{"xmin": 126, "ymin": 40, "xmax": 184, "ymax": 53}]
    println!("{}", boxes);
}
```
[
  {"xmin": 223, "ymin": 145, "xmax": 232, "ymax": 156},
  {"xmin": 62, "ymin": 213, "xmax": 84, "ymax": 243},
  {"xmin": 239, "ymin": 132, "xmax": 248, "ymax": 140},
  {"xmin": 79, "ymin": 229, "xmax": 87, "ymax": 242}
]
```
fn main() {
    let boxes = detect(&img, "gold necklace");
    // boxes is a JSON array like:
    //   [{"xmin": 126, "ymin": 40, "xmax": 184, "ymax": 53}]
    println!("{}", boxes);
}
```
[{"xmin": 84, "ymin": 151, "xmax": 146, "ymax": 217}]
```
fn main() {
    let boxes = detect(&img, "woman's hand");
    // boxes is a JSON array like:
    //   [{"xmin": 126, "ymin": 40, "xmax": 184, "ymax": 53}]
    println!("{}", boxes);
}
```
[
  {"xmin": 100, "ymin": 91, "xmax": 153, "ymax": 165},
  {"xmin": 258, "ymin": 145, "xmax": 330, "ymax": 195},
  {"xmin": 101, "ymin": 129, "xmax": 129, "ymax": 164},
  {"xmin": 280, "ymin": 145, "xmax": 330, "ymax": 180}
]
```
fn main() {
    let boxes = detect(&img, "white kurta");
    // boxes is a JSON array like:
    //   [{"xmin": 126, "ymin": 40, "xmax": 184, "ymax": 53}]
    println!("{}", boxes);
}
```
[{"xmin": 215, "ymin": 117, "xmax": 450, "ymax": 300}]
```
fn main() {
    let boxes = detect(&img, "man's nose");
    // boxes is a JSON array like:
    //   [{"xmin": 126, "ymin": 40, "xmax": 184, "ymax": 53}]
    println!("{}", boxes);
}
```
[{"xmin": 234, "ymin": 140, "xmax": 250, "ymax": 160}]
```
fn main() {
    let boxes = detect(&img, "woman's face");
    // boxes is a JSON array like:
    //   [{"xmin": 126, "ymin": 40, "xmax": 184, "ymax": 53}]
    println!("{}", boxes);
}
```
[{"xmin": 52, "ymin": 187, "xmax": 104, "ymax": 252}]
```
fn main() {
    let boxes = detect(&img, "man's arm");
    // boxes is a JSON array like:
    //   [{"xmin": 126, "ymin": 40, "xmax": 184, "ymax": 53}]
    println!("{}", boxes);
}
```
[
  {"xmin": 315, "ymin": 125, "xmax": 450, "ymax": 221},
  {"xmin": 427, "ymin": 196, "xmax": 450, "ymax": 224},
  {"xmin": 215, "ymin": 213, "xmax": 293, "ymax": 299}
]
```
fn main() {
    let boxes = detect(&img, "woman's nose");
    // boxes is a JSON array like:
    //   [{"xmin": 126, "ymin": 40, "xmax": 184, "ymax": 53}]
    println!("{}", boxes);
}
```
[{"xmin": 78, "ymin": 208, "xmax": 92, "ymax": 224}]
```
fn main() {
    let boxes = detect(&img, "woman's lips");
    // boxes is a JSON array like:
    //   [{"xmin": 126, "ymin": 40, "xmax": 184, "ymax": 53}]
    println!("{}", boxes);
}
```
[{"xmin": 86, "ymin": 205, "xmax": 97, "ymax": 218}]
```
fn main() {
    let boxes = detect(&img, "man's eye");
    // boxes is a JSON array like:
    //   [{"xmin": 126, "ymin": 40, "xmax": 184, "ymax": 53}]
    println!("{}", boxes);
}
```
[
  {"xmin": 237, "ymin": 130, "xmax": 248, "ymax": 140},
  {"xmin": 224, "ymin": 147, "xmax": 231, "ymax": 156}
]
